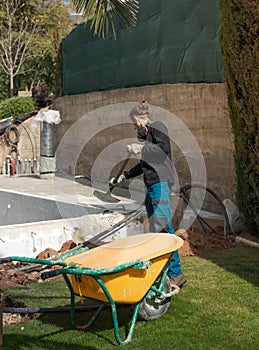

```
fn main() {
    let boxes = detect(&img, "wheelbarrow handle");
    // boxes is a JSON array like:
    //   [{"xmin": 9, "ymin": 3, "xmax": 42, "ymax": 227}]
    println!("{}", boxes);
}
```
[
  {"xmin": 0, "ymin": 257, "xmax": 12, "ymax": 264},
  {"xmin": 41, "ymin": 269, "xmax": 62, "ymax": 280}
]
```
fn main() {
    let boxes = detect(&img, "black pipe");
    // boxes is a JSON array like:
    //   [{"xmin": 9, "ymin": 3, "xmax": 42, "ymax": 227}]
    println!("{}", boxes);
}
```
[
  {"xmin": 0, "ymin": 110, "xmax": 38, "ymax": 136},
  {"xmin": 0, "ymin": 119, "xmax": 11, "ymax": 136},
  {"xmin": 12, "ymin": 110, "xmax": 38, "ymax": 124},
  {"xmin": 172, "ymin": 183, "xmax": 232, "ymax": 236},
  {"xmin": 3, "ymin": 305, "xmax": 101, "ymax": 314}
]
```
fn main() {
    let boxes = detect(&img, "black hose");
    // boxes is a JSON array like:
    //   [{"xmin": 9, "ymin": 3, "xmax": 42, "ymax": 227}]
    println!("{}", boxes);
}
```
[
  {"xmin": 12, "ymin": 110, "xmax": 38, "ymax": 124},
  {"xmin": 176, "ymin": 183, "xmax": 232, "ymax": 236},
  {"xmin": 180, "ymin": 189, "xmax": 212, "ymax": 237},
  {"xmin": 41, "ymin": 269, "xmax": 62, "ymax": 280},
  {"xmin": 0, "ymin": 119, "xmax": 11, "ymax": 136},
  {"xmin": 4, "ymin": 126, "xmax": 20, "ymax": 145},
  {"xmin": 0, "ymin": 257, "xmax": 12, "ymax": 264},
  {"xmin": 0, "ymin": 110, "xmax": 37, "ymax": 136},
  {"xmin": 3, "ymin": 305, "xmax": 101, "ymax": 314}
]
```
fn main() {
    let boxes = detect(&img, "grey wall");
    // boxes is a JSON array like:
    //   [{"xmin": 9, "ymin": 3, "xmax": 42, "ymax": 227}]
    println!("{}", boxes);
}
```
[{"xmin": 53, "ymin": 83, "xmax": 236, "ymax": 210}]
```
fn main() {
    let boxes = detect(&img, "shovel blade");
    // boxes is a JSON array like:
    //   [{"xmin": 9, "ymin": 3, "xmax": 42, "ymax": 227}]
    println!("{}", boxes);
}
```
[{"xmin": 93, "ymin": 189, "xmax": 120, "ymax": 203}]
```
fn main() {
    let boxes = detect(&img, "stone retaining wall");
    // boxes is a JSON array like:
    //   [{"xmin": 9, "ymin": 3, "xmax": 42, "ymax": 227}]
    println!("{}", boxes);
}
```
[{"xmin": 53, "ymin": 83, "xmax": 236, "ymax": 209}]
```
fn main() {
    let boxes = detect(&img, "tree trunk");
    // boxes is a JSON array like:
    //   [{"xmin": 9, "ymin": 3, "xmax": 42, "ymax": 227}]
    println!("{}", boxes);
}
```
[{"xmin": 9, "ymin": 72, "xmax": 14, "ymax": 97}]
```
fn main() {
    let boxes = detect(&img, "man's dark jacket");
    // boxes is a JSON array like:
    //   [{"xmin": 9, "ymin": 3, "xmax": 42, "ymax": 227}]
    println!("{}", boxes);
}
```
[{"xmin": 124, "ymin": 121, "xmax": 174, "ymax": 186}]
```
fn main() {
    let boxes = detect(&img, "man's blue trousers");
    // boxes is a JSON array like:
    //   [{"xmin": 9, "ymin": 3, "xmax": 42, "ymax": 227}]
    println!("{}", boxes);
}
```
[{"xmin": 145, "ymin": 181, "xmax": 182, "ymax": 277}]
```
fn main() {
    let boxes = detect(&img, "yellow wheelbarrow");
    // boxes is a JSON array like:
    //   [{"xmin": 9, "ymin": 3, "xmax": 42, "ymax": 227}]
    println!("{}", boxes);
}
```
[{"xmin": 1, "ymin": 233, "xmax": 183, "ymax": 345}]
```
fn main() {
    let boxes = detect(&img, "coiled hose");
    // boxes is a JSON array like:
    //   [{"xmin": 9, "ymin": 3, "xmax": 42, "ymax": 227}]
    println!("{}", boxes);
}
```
[{"xmin": 173, "ymin": 183, "xmax": 232, "ymax": 236}]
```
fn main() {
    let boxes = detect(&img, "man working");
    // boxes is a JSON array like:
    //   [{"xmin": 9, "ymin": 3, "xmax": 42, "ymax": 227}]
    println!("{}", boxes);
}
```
[{"xmin": 110, "ymin": 101, "xmax": 186, "ymax": 289}]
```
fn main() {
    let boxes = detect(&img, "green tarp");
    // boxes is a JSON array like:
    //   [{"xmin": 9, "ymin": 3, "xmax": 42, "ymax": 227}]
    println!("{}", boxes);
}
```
[{"xmin": 62, "ymin": 0, "xmax": 224, "ymax": 96}]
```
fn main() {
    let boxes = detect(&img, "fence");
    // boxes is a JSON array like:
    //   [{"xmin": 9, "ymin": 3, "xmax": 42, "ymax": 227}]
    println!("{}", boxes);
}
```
[{"xmin": 62, "ymin": 0, "xmax": 224, "ymax": 95}]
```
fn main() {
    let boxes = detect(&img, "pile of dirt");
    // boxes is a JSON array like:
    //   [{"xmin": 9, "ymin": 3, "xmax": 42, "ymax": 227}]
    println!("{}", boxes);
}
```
[
  {"xmin": 0, "ymin": 240, "xmax": 77, "ymax": 293},
  {"xmin": 176, "ymin": 227, "xmax": 238, "ymax": 256},
  {"xmin": 2, "ymin": 295, "xmax": 33, "ymax": 325}
]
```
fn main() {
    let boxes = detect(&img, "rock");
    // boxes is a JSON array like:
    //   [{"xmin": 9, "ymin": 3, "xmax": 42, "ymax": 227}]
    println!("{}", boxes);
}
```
[
  {"xmin": 59, "ymin": 240, "xmax": 77, "ymax": 252},
  {"xmin": 176, "ymin": 229, "xmax": 189, "ymax": 240},
  {"xmin": 36, "ymin": 248, "xmax": 58, "ymax": 259},
  {"xmin": 222, "ymin": 199, "xmax": 247, "ymax": 233}
]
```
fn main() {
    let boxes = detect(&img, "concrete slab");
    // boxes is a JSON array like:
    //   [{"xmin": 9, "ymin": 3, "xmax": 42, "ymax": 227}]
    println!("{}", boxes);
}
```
[
  {"xmin": 0, "ymin": 175, "xmax": 145, "ymax": 258},
  {"xmin": 0, "ymin": 175, "xmax": 142, "ymax": 210}
]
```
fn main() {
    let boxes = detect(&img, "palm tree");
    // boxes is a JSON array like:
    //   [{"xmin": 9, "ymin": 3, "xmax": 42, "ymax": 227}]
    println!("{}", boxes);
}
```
[{"xmin": 71, "ymin": 0, "xmax": 139, "ymax": 37}]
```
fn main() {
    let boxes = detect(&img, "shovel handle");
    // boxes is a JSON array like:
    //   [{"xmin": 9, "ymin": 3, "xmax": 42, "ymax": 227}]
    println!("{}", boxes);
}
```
[
  {"xmin": 114, "ymin": 156, "xmax": 131, "ymax": 182},
  {"xmin": 110, "ymin": 156, "xmax": 131, "ymax": 190}
]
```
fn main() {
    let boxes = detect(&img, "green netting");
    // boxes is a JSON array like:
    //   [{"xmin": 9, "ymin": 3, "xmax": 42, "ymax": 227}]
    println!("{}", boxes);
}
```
[{"xmin": 62, "ymin": 0, "xmax": 224, "ymax": 96}]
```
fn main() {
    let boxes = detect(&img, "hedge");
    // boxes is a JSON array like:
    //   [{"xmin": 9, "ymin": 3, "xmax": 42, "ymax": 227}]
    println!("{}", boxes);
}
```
[
  {"xmin": 219, "ymin": 0, "xmax": 259, "ymax": 233},
  {"xmin": 0, "ymin": 96, "xmax": 37, "ymax": 120}
]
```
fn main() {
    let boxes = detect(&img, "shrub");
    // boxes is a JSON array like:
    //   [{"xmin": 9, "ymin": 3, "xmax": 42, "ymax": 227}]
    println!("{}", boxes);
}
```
[
  {"xmin": 0, "ymin": 96, "xmax": 37, "ymax": 120},
  {"xmin": 219, "ymin": 0, "xmax": 259, "ymax": 233}
]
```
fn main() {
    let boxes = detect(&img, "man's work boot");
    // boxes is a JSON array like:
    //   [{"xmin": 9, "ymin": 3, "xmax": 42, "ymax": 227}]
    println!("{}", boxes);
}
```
[{"xmin": 168, "ymin": 273, "xmax": 187, "ymax": 292}]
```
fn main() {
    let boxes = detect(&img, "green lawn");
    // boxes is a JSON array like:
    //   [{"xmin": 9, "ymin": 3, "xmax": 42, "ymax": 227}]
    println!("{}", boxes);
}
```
[{"xmin": 2, "ymin": 245, "xmax": 259, "ymax": 349}]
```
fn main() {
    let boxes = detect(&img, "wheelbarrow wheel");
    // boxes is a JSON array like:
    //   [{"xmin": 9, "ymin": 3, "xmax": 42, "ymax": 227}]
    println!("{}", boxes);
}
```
[{"xmin": 138, "ymin": 276, "xmax": 171, "ymax": 321}]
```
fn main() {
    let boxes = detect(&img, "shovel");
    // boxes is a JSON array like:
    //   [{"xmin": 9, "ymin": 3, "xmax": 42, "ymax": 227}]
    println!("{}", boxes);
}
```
[{"xmin": 93, "ymin": 155, "xmax": 131, "ymax": 203}]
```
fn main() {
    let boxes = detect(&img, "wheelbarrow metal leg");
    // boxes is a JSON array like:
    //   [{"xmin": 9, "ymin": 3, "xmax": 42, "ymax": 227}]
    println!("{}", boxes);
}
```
[
  {"xmin": 63, "ymin": 274, "xmax": 107, "ymax": 330},
  {"xmin": 63, "ymin": 273, "xmax": 141, "ymax": 345},
  {"xmin": 77, "ymin": 304, "xmax": 107, "ymax": 330},
  {"xmin": 95, "ymin": 276, "xmax": 141, "ymax": 345},
  {"xmin": 111, "ymin": 301, "xmax": 141, "ymax": 345}
]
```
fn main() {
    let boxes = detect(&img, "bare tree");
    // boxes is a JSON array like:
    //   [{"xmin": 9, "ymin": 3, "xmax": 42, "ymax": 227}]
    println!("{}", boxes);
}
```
[{"xmin": 0, "ymin": 0, "xmax": 42, "ymax": 97}]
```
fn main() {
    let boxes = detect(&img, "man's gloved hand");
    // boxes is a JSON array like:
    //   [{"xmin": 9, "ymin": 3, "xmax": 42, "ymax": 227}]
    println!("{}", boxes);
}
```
[
  {"xmin": 127, "ymin": 143, "xmax": 143, "ymax": 155},
  {"xmin": 109, "ymin": 174, "xmax": 125, "ymax": 187}
]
